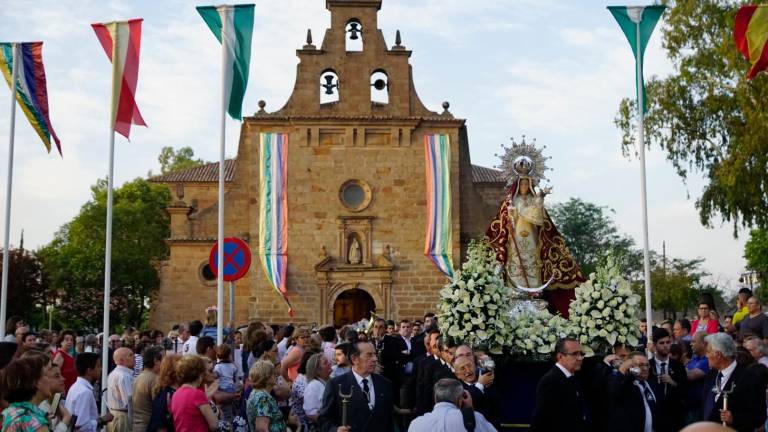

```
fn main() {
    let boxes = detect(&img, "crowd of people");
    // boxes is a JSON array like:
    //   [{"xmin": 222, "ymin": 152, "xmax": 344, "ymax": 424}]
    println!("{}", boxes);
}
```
[
  {"xmin": 1, "ymin": 288, "xmax": 767, "ymax": 431},
  {"xmin": 531, "ymin": 287, "xmax": 768, "ymax": 432},
  {"xmin": 0, "ymin": 310, "xmax": 499, "ymax": 432}
]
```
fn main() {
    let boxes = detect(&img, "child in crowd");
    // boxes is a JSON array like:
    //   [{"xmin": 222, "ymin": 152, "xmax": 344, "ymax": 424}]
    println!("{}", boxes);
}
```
[{"xmin": 214, "ymin": 344, "xmax": 241, "ymax": 423}]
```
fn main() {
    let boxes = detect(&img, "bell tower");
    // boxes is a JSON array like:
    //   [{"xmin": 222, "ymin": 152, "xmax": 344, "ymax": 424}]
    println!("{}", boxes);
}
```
[{"xmin": 275, "ymin": 0, "xmax": 436, "ymax": 117}]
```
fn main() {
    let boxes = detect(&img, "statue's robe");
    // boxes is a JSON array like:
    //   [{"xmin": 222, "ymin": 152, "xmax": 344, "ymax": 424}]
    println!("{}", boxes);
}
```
[{"xmin": 485, "ymin": 183, "xmax": 585, "ymax": 318}]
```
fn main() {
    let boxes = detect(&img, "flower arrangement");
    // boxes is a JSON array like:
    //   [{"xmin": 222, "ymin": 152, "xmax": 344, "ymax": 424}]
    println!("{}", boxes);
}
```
[
  {"xmin": 568, "ymin": 254, "xmax": 641, "ymax": 355},
  {"xmin": 507, "ymin": 309, "xmax": 574, "ymax": 360},
  {"xmin": 438, "ymin": 239, "xmax": 513, "ymax": 354}
]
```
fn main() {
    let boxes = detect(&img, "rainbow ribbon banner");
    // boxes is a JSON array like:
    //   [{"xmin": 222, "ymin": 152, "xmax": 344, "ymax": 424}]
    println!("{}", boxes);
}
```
[
  {"xmin": 259, "ymin": 132, "xmax": 293, "ymax": 315},
  {"xmin": 424, "ymin": 134, "xmax": 454, "ymax": 278}
]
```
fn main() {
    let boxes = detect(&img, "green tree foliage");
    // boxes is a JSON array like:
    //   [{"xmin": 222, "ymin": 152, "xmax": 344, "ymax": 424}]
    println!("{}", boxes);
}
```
[
  {"xmin": 38, "ymin": 178, "xmax": 171, "ymax": 330},
  {"xmin": 745, "ymin": 228, "xmax": 768, "ymax": 277},
  {"xmin": 0, "ymin": 246, "xmax": 50, "ymax": 329},
  {"xmin": 157, "ymin": 146, "xmax": 205, "ymax": 175},
  {"xmin": 548, "ymin": 198, "xmax": 641, "ymax": 278},
  {"xmin": 615, "ymin": 0, "xmax": 768, "ymax": 233},
  {"xmin": 649, "ymin": 256, "xmax": 711, "ymax": 318}
]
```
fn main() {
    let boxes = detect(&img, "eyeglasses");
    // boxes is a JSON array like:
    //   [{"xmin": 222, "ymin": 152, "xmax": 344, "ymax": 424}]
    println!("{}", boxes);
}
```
[
  {"xmin": 698, "ymin": 306, "xmax": 710, "ymax": 310},
  {"xmin": 562, "ymin": 351, "xmax": 584, "ymax": 357}
]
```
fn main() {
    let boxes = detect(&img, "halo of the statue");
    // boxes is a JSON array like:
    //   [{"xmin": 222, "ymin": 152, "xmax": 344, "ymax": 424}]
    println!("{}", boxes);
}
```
[{"xmin": 495, "ymin": 136, "xmax": 550, "ymax": 187}]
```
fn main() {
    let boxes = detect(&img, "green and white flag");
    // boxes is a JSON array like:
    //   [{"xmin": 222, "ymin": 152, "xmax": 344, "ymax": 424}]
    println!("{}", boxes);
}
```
[
  {"xmin": 608, "ymin": 5, "xmax": 666, "ymax": 113},
  {"xmin": 197, "ymin": 4, "xmax": 254, "ymax": 120}
]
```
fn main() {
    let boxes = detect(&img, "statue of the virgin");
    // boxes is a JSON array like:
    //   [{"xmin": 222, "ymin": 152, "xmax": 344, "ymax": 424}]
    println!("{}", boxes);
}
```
[{"xmin": 485, "ymin": 138, "xmax": 585, "ymax": 317}]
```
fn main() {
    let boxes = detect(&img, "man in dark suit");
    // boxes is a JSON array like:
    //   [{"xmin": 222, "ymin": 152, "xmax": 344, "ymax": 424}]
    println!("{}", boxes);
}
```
[
  {"xmin": 530, "ymin": 337, "xmax": 590, "ymax": 432},
  {"xmin": 414, "ymin": 326, "xmax": 440, "ymax": 415},
  {"xmin": 318, "ymin": 341, "xmax": 395, "ymax": 432},
  {"xmin": 453, "ymin": 350, "xmax": 498, "ymax": 426},
  {"xmin": 701, "ymin": 332, "xmax": 767, "ymax": 431},
  {"xmin": 410, "ymin": 313, "xmax": 436, "ymax": 360},
  {"xmin": 647, "ymin": 328, "xmax": 688, "ymax": 432},
  {"xmin": 608, "ymin": 351, "xmax": 657, "ymax": 432}
]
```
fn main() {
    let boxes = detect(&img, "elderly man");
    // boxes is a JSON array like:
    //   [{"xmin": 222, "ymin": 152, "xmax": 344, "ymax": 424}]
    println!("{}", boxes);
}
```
[
  {"xmin": 702, "ymin": 333, "xmax": 766, "ymax": 430},
  {"xmin": 453, "ymin": 352, "xmax": 497, "ymax": 425},
  {"xmin": 107, "ymin": 347, "xmax": 135, "ymax": 432},
  {"xmin": 408, "ymin": 378, "xmax": 496, "ymax": 432},
  {"xmin": 674, "ymin": 319, "xmax": 692, "ymax": 343},
  {"xmin": 744, "ymin": 336, "xmax": 768, "ymax": 367},
  {"xmin": 686, "ymin": 331, "xmax": 710, "ymax": 422}
]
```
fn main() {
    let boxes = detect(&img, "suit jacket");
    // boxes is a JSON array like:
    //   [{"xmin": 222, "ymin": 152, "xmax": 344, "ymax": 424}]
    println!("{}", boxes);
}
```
[
  {"xmin": 414, "ymin": 355, "xmax": 438, "ymax": 415},
  {"xmin": 606, "ymin": 373, "xmax": 656, "ymax": 432},
  {"xmin": 702, "ymin": 362, "xmax": 767, "ymax": 432},
  {"xmin": 317, "ymin": 371, "xmax": 394, "ymax": 432},
  {"xmin": 647, "ymin": 357, "xmax": 688, "ymax": 432},
  {"xmin": 411, "ymin": 331, "xmax": 427, "ymax": 359},
  {"xmin": 380, "ymin": 334, "xmax": 410, "ymax": 384},
  {"xmin": 461, "ymin": 380, "xmax": 499, "ymax": 427},
  {"xmin": 530, "ymin": 366, "xmax": 590, "ymax": 432}
]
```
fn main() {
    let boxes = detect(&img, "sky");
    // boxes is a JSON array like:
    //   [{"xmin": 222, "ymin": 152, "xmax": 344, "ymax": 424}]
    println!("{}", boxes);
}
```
[{"xmin": 0, "ymin": 0, "xmax": 750, "ymax": 293}]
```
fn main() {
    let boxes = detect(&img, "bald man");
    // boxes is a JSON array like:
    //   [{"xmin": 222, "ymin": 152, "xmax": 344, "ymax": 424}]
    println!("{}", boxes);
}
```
[{"xmin": 106, "ymin": 347, "xmax": 135, "ymax": 432}]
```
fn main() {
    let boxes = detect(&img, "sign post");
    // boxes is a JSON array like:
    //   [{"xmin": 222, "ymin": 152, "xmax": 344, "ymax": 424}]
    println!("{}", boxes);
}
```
[{"xmin": 209, "ymin": 237, "xmax": 251, "ymax": 342}]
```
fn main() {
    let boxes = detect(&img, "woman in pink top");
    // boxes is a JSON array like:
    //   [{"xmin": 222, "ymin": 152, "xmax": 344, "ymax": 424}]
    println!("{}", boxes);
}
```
[
  {"xmin": 170, "ymin": 355, "xmax": 219, "ymax": 432},
  {"xmin": 691, "ymin": 302, "xmax": 719, "ymax": 335},
  {"xmin": 280, "ymin": 328, "xmax": 309, "ymax": 382}
]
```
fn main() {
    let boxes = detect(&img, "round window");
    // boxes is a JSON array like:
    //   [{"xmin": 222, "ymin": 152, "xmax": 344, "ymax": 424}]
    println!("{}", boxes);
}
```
[
  {"xmin": 201, "ymin": 263, "xmax": 216, "ymax": 281},
  {"xmin": 339, "ymin": 179, "xmax": 372, "ymax": 212}
]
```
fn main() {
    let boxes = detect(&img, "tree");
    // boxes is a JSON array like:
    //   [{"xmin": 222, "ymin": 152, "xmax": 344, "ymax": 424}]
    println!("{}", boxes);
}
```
[
  {"xmin": 650, "ymin": 256, "xmax": 710, "ymax": 319},
  {"xmin": 39, "ymin": 178, "xmax": 171, "ymax": 330},
  {"xmin": 615, "ymin": 0, "xmax": 768, "ymax": 233},
  {"xmin": 745, "ymin": 229, "xmax": 768, "ymax": 276},
  {"xmin": 0, "ymin": 245, "xmax": 50, "ymax": 329},
  {"xmin": 548, "ymin": 198, "xmax": 641, "ymax": 278},
  {"xmin": 157, "ymin": 146, "xmax": 205, "ymax": 175}
]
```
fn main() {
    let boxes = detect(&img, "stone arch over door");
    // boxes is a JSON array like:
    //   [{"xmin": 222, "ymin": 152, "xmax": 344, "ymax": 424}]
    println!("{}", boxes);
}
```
[
  {"xmin": 332, "ymin": 288, "xmax": 375, "ymax": 327},
  {"xmin": 325, "ymin": 283, "xmax": 385, "ymax": 326}
]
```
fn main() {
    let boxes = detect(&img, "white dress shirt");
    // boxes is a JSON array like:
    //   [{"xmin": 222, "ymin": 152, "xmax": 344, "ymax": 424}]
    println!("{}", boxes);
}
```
[
  {"xmin": 408, "ymin": 401, "xmax": 497, "ymax": 432},
  {"xmin": 352, "ymin": 370, "xmax": 375, "ymax": 409},
  {"xmin": 107, "ymin": 365, "xmax": 134, "ymax": 413},
  {"xmin": 632, "ymin": 380, "xmax": 655, "ymax": 432},
  {"xmin": 555, "ymin": 362, "xmax": 573, "ymax": 378},
  {"xmin": 716, "ymin": 359, "xmax": 738, "ymax": 399},
  {"xmin": 65, "ymin": 377, "xmax": 99, "ymax": 432},
  {"xmin": 303, "ymin": 378, "xmax": 327, "ymax": 416},
  {"xmin": 403, "ymin": 337, "xmax": 414, "ymax": 374}
]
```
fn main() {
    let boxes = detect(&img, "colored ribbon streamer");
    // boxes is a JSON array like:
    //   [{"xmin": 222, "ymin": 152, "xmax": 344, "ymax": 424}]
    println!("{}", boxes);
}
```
[
  {"xmin": 424, "ymin": 134, "xmax": 454, "ymax": 278},
  {"xmin": 0, "ymin": 42, "xmax": 61, "ymax": 154},
  {"xmin": 259, "ymin": 132, "xmax": 293, "ymax": 315}
]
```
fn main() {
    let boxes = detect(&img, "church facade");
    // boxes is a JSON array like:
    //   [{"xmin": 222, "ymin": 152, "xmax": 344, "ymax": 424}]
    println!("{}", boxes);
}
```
[{"xmin": 149, "ymin": 0, "xmax": 505, "ymax": 330}]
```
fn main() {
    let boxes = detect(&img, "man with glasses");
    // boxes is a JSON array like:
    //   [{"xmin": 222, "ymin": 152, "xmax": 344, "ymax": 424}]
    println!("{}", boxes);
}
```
[
  {"xmin": 531, "ymin": 337, "xmax": 589, "ymax": 432},
  {"xmin": 609, "ymin": 351, "xmax": 656, "ymax": 432}
]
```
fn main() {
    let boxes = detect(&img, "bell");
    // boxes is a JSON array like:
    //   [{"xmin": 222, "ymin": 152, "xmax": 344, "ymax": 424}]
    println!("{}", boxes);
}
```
[
  {"xmin": 322, "ymin": 74, "xmax": 338, "ymax": 95},
  {"xmin": 371, "ymin": 79, "xmax": 386, "ymax": 91},
  {"xmin": 347, "ymin": 22, "xmax": 361, "ymax": 40}
]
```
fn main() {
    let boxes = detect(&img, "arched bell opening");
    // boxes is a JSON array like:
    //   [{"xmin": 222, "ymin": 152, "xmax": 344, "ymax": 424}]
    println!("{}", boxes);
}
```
[
  {"xmin": 320, "ymin": 69, "xmax": 340, "ymax": 104},
  {"xmin": 345, "ymin": 19, "xmax": 363, "ymax": 52},
  {"xmin": 370, "ymin": 69, "xmax": 389, "ymax": 104}
]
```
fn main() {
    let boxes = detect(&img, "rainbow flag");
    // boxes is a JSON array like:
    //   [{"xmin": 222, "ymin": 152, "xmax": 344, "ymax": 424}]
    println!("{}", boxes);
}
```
[
  {"xmin": 0, "ymin": 42, "xmax": 61, "ymax": 155},
  {"xmin": 91, "ymin": 19, "xmax": 147, "ymax": 139},
  {"xmin": 424, "ymin": 134, "xmax": 454, "ymax": 278},
  {"xmin": 259, "ymin": 132, "xmax": 293, "ymax": 315},
  {"xmin": 735, "ymin": 5, "xmax": 768, "ymax": 80}
]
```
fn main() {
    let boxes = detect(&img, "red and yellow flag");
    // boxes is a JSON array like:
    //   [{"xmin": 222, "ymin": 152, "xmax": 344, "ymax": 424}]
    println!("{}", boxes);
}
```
[
  {"xmin": 91, "ymin": 19, "xmax": 147, "ymax": 139},
  {"xmin": 735, "ymin": 5, "xmax": 768, "ymax": 80}
]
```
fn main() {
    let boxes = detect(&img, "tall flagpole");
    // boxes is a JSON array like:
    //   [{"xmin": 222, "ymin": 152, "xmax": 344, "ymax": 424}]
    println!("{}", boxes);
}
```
[
  {"xmin": 101, "ymin": 35, "xmax": 120, "ymax": 416},
  {"xmin": 636, "ymin": 20, "xmax": 654, "ymax": 333},
  {"xmin": 1, "ymin": 43, "xmax": 19, "ymax": 339},
  {"xmin": 216, "ymin": 10, "xmax": 228, "ymax": 346}
]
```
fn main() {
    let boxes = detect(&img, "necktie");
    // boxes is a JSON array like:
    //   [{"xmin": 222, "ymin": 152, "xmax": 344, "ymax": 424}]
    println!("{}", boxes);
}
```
[
  {"xmin": 660, "ymin": 362, "xmax": 667, "ymax": 375},
  {"xmin": 362, "ymin": 378, "xmax": 371, "ymax": 405},
  {"xmin": 716, "ymin": 372, "xmax": 723, "ymax": 392}
]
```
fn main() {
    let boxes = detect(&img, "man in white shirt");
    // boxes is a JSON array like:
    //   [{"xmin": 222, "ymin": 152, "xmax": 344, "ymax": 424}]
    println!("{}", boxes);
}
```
[
  {"xmin": 107, "ymin": 347, "xmax": 135, "ymax": 432},
  {"xmin": 182, "ymin": 320, "xmax": 202, "ymax": 356},
  {"xmin": 66, "ymin": 352, "xmax": 113, "ymax": 432},
  {"xmin": 277, "ymin": 325, "xmax": 294, "ymax": 363},
  {"xmin": 408, "ymin": 378, "xmax": 496, "ymax": 432}
]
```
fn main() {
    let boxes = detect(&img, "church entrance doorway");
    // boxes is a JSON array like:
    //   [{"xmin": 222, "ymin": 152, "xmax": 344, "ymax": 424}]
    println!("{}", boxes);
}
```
[{"xmin": 333, "ymin": 288, "xmax": 375, "ymax": 327}]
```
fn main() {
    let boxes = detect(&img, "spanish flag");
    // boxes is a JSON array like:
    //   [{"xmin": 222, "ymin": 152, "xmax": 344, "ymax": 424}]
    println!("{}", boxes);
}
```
[{"xmin": 735, "ymin": 5, "xmax": 768, "ymax": 80}]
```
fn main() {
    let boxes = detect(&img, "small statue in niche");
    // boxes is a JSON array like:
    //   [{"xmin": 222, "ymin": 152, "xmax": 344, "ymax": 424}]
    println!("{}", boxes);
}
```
[{"xmin": 348, "ymin": 238, "xmax": 362, "ymax": 264}]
